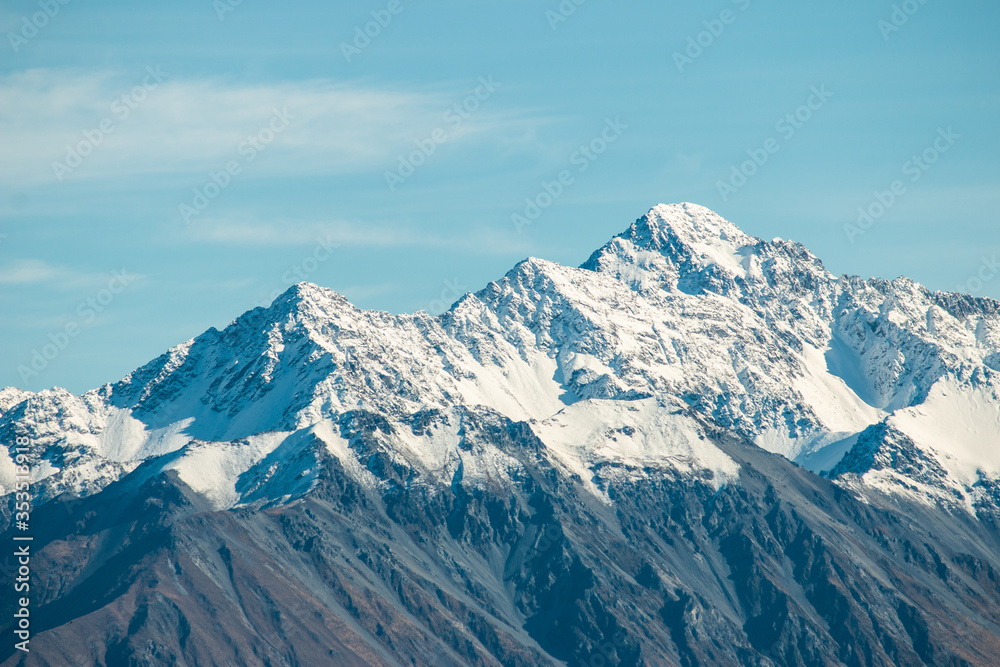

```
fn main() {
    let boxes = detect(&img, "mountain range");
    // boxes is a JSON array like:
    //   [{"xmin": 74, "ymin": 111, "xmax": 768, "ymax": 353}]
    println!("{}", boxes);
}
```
[{"xmin": 3, "ymin": 203, "xmax": 1000, "ymax": 666}]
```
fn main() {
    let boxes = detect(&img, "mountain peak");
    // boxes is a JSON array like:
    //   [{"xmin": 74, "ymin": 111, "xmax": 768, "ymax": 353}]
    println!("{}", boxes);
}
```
[
  {"xmin": 267, "ymin": 282, "xmax": 356, "ymax": 321},
  {"xmin": 272, "ymin": 281, "xmax": 346, "ymax": 306},
  {"xmin": 631, "ymin": 203, "xmax": 756, "ymax": 251},
  {"xmin": 508, "ymin": 256, "xmax": 565, "ymax": 277},
  {"xmin": 581, "ymin": 203, "xmax": 759, "ymax": 288}
]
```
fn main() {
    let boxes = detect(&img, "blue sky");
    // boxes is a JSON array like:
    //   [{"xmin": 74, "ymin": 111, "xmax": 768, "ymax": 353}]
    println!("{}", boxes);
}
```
[{"xmin": 1, "ymin": 0, "xmax": 998, "ymax": 393}]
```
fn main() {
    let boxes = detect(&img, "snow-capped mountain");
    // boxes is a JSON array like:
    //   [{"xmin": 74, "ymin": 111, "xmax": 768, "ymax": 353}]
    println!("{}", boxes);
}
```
[
  {"xmin": 3, "ymin": 203, "xmax": 998, "ymax": 515},
  {"xmin": 4, "ymin": 204, "xmax": 1000, "ymax": 666}
]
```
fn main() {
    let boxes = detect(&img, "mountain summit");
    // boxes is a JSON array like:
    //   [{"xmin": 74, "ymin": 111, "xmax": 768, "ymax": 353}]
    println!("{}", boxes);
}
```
[{"xmin": 3, "ymin": 204, "xmax": 1000, "ymax": 666}]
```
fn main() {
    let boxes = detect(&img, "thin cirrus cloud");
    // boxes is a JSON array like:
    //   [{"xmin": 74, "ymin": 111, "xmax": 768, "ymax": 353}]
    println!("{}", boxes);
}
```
[
  {"xmin": 0, "ymin": 259, "xmax": 134, "ymax": 289},
  {"xmin": 0, "ymin": 68, "xmax": 532, "ymax": 189},
  {"xmin": 182, "ymin": 217, "xmax": 538, "ymax": 256},
  {"xmin": 0, "ymin": 259, "xmax": 66, "ymax": 285}
]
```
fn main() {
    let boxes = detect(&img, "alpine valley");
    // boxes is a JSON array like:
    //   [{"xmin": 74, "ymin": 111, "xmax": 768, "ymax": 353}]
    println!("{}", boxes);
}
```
[{"xmin": 3, "ymin": 203, "xmax": 1000, "ymax": 666}]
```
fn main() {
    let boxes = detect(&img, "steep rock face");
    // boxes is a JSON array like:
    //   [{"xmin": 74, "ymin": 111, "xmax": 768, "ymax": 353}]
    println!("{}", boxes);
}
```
[{"xmin": 3, "ymin": 203, "xmax": 1000, "ymax": 665}]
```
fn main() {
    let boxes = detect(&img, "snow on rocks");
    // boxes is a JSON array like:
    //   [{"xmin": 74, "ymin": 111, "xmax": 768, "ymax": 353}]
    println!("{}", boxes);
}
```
[{"xmin": 3, "ymin": 203, "xmax": 1000, "ymax": 517}]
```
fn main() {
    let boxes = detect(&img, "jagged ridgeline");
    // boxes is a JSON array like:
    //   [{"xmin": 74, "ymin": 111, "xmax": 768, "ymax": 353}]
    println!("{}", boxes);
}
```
[{"xmin": 3, "ymin": 204, "xmax": 1000, "ymax": 666}]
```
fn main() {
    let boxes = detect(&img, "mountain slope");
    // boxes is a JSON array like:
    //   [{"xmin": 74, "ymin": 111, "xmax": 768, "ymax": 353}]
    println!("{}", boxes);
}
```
[{"xmin": 4, "ymin": 404, "xmax": 1000, "ymax": 666}]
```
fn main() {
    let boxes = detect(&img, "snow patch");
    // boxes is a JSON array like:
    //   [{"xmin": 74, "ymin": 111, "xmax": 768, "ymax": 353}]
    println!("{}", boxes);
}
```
[
  {"xmin": 889, "ymin": 379, "xmax": 1000, "ymax": 486},
  {"xmin": 162, "ymin": 431, "xmax": 291, "ymax": 509},
  {"xmin": 533, "ymin": 397, "xmax": 740, "ymax": 495}
]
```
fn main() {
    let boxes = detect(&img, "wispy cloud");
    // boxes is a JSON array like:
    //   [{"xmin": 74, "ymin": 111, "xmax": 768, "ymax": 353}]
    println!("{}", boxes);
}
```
[
  {"xmin": 181, "ymin": 216, "xmax": 536, "ymax": 255},
  {"xmin": 0, "ymin": 259, "xmax": 137, "ymax": 289},
  {"xmin": 0, "ymin": 69, "xmax": 536, "ymax": 188},
  {"xmin": 0, "ymin": 259, "xmax": 66, "ymax": 285}
]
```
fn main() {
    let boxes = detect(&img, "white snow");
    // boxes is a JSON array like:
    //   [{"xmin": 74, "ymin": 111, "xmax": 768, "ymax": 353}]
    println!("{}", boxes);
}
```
[
  {"xmin": 533, "ymin": 397, "xmax": 741, "ymax": 496},
  {"xmin": 162, "ymin": 431, "xmax": 291, "ymax": 509},
  {"xmin": 451, "ymin": 349, "xmax": 569, "ymax": 423},
  {"xmin": 97, "ymin": 409, "xmax": 152, "ymax": 461},
  {"xmin": 798, "ymin": 342, "xmax": 885, "ymax": 435},
  {"xmin": 0, "ymin": 448, "xmax": 17, "ymax": 494},
  {"xmin": 646, "ymin": 203, "xmax": 754, "ymax": 279},
  {"xmin": 776, "ymin": 341, "xmax": 886, "ymax": 468},
  {"xmin": 889, "ymin": 379, "xmax": 1000, "ymax": 486}
]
